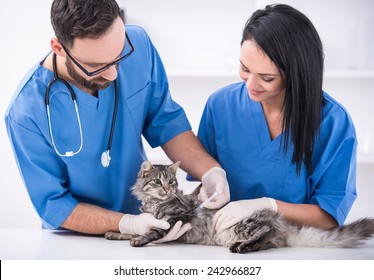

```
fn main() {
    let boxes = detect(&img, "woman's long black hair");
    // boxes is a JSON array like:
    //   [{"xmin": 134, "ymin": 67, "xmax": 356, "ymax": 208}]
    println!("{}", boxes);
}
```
[{"xmin": 242, "ymin": 4, "xmax": 325, "ymax": 173}]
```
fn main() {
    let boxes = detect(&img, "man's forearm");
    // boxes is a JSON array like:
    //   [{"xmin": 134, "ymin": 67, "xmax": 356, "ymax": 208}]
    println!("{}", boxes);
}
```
[
  {"xmin": 162, "ymin": 130, "xmax": 221, "ymax": 180},
  {"xmin": 61, "ymin": 203, "xmax": 124, "ymax": 234}
]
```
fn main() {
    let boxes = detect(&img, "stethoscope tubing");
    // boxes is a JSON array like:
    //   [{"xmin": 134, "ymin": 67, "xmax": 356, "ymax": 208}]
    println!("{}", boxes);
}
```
[
  {"xmin": 46, "ymin": 98, "xmax": 83, "ymax": 157},
  {"xmin": 107, "ymin": 77, "xmax": 118, "ymax": 152},
  {"xmin": 45, "ymin": 53, "xmax": 118, "ymax": 167}
]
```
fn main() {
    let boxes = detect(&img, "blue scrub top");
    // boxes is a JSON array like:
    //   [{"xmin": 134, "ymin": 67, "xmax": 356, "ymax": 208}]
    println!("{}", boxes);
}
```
[
  {"xmin": 5, "ymin": 25, "xmax": 191, "ymax": 229},
  {"xmin": 197, "ymin": 82, "xmax": 357, "ymax": 225}
]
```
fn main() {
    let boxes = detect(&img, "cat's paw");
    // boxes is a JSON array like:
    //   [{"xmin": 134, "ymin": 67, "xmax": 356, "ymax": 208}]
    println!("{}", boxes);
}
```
[
  {"xmin": 130, "ymin": 237, "xmax": 148, "ymax": 247},
  {"xmin": 105, "ymin": 231, "xmax": 118, "ymax": 240},
  {"xmin": 229, "ymin": 241, "xmax": 253, "ymax": 254},
  {"xmin": 229, "ymin": 241, "xmax": 241, "ymax": 253}
]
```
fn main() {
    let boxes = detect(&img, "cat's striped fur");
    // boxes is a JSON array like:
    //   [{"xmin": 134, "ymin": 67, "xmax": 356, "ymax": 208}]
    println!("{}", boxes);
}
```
[{"xmin": 105, "ymin": 161, "xmax": 374, "ymax": 253}]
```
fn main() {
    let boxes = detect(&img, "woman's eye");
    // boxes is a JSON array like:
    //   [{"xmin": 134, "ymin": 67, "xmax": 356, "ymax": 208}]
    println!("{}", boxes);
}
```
[
  {"xmin": 241, "ymin": 66, "xmax": 250, "ymax": 73},
  {"xmin": 263, "ymin": 78, "xmax": 275, "ymax": 83}
]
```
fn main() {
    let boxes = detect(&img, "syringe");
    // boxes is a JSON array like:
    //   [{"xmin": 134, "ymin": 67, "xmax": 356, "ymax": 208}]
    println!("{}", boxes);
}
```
[{"xmin": 199, "ymin": 191, "xmax": 219, "ymax": 209}]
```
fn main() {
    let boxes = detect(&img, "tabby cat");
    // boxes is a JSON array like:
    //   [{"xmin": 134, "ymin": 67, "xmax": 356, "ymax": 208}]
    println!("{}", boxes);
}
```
[{"xmin": 105, "ymin": 161, "xmax": 374, "ymax": 253}]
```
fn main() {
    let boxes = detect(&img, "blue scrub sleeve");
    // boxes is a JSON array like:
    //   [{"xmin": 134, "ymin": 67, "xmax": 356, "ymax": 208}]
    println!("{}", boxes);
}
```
[
  {"xmin": 140, "ymin": 34, "xmax": 191, "ymax": 147},
  {"xmin": 6, "ymin": 117, "xmax": 78, "ymax": 228},
  {"xmin": 309, "ymin": 137, "xmax": 357, "ymax": 225},
  {"xmin": 186, "ymin": 101, "xmax": 218, "ymax": 182},
  {"xmin": 197, "ymin": 102, "xmax": 218, "ymax": 160}
]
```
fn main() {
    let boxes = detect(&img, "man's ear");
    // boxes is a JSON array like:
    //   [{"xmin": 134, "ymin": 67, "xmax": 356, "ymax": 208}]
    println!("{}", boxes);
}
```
[{"xmin": 50, "ymin": 37, "xmax": 64, "ymax": 56}]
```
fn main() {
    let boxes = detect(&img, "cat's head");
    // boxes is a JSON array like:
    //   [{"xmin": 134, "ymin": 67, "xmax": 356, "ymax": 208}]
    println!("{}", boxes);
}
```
[{"xmin": 132, "ymin": 160, "xmax": 181, "ymax": 201}]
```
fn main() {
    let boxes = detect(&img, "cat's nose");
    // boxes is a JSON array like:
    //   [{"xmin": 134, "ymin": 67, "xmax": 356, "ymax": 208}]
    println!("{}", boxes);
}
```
[{"xmin": 163, "ymin": 186, "xmax": 170, "ymax": 193}]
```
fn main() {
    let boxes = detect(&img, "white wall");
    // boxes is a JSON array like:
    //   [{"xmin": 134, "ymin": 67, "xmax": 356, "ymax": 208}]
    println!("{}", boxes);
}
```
[
  {"xmin": 0, "ymin": 1, "xmax": 54, "ymax": 228},
  {"xmin": 1, "ymin": 0, "xmax": 373, "ymax": 228}
]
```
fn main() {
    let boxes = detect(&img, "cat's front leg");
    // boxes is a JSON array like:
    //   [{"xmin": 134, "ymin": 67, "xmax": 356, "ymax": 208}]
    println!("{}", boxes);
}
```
[
  {"xmin": 130, "ymin": 227, "xmax": 168, "ymax": 247},
  {"xmin": 130, "ymin": 216, "xmax": 182, "ymax": 247},
  {"xmin": 105, "ymin": 231, "xmax": 134, "ymax": 240}
]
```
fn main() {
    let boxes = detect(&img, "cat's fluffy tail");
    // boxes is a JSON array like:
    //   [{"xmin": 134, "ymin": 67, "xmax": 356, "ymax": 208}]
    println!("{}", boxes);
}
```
[{"xmin": 287, "ymin": 218, "xmax": 374, "ymax": 248}]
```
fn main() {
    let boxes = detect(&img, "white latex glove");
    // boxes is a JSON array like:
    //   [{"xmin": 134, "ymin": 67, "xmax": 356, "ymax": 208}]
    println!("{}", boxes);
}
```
[
  {"xmin": 119, "ymin": 213, "xmax": 170, "ymax": 235},
  {"xmin": 119, "ymin": 213, "xmax": 192, "ymax": 244},
  {"xmin": 213, "ymin": 198, "xmax": 277, "ymax": 234},
  {"xmin": 153, "ymin": 221, "xmax": 192, "ymax": 244},
  {"xmin": 199, "ymin": 167, "xmax": 230, "ymax": 209}
]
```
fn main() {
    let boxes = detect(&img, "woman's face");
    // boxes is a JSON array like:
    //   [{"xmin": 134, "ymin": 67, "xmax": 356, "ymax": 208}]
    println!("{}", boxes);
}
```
[{"xmin": 239, "ymin": 39, "xmax": 286, "ymax": 107}]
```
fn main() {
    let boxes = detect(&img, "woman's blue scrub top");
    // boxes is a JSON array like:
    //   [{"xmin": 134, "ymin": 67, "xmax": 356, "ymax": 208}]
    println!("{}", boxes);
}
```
[
  {"xmin": 197, "ymin": 82, "xmax": 357, "ymax": 225},
  {"xmin": 5, "ymin": 25, "xmax": 191, "ymax": 229}
]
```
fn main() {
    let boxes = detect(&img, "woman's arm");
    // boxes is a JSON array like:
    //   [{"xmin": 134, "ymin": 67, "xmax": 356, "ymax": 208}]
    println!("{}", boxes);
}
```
[{"xmin": 276, "ymin": 200, "xmax": 338, "ymax": 229}]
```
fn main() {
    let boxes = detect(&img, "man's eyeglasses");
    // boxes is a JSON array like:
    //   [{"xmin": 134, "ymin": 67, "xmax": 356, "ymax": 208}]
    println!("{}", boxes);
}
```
[{"xmin": 61, "ymin": 33, "xmax": 134, "ymax": 77}]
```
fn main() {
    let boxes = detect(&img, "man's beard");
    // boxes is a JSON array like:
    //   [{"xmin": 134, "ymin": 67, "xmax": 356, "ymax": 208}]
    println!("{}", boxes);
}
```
[{"xmin": 65, "ymin": 57, "xmax": 112, "ymax": 92}]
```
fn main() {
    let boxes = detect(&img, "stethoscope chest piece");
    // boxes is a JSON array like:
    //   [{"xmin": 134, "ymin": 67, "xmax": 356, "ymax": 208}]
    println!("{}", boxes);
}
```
[{"xmin": 101, "ymin": 150, "xmax": 111, "ymax": 168}]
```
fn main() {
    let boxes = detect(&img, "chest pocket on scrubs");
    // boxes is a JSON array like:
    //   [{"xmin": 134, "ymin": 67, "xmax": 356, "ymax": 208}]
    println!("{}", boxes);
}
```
[{"xmin": 125, "ymin": 82, "xmax": 150, "ymax": 136}]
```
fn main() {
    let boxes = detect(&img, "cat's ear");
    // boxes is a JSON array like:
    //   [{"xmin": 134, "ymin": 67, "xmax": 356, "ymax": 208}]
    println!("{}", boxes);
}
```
[
  {"xmin": 140, "ymin": 160, "xmax": 153, "ymax": 177},
  {"xmin": 168, "ymin": 161, "xmax": 181, "ymax": 174}
]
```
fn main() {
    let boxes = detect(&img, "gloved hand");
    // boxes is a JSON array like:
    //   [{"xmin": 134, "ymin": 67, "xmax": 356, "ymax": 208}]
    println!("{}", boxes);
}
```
[
  {"xmin": 213, "ymin": 198, "xmax": 278, "ymax": 234},
  {"xmin": 153, "ymin": 220, "xmax": 192, "ymax": 244},
  {"xmin": 119, "ymin": 213, "xmax": 191, "ymax": 243},
  {"xmin": 199, "ymin": 167, "xmax": 230, "ymax": 209},
  {"xmin": 119, "ymin": 213, "xmax": 170, "ymax": 235}
]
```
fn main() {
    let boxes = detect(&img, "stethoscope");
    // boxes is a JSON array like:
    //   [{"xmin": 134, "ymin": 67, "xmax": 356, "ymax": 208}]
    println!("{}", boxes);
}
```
[{"xmin": 45, "ymin": 53, "xmax": 118, "ymax": 168}]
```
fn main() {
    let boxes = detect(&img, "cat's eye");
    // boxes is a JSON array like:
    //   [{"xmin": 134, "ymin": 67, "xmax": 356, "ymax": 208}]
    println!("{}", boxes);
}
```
[
  {"xmin": 154, "ymin": 179, "xmax": 162, "ymax": 185},
  {"xmin": 169, "ymin": 179, "xmax": 175, "ymax": 184}
]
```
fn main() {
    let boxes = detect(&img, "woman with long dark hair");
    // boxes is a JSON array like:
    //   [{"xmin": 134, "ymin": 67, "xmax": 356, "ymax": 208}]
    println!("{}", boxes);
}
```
[{"xmin": 197, "ymin": 4, "xmax": 357, "ymax": 232}]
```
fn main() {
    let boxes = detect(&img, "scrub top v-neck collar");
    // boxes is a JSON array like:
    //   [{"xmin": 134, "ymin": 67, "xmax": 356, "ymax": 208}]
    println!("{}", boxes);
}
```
[
  {"xmin": 247, "ymin": 94, "xmax": 283, "ymax": 150},
  {"xmin": 68, "ymin": 81, "xmax": 110, "ymax": 112},
  {"xmin": 40, "ymin": 62, "xmax": 110, "ymax": 112}
]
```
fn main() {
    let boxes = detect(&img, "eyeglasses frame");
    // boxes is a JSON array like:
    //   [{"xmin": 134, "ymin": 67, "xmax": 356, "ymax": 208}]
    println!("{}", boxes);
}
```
[{"xmin": 61, "ymin": 33, "xmax": 134, "ymax": 77}]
